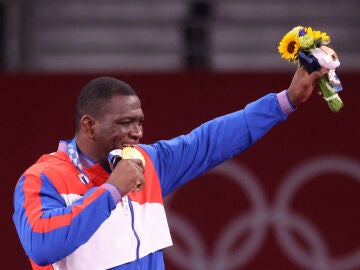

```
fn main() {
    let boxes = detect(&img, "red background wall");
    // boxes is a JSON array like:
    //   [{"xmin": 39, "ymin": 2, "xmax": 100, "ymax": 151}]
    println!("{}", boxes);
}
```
[{"xmin": 1, "ymin": 71, "xmax": 359, "ymax": 270}]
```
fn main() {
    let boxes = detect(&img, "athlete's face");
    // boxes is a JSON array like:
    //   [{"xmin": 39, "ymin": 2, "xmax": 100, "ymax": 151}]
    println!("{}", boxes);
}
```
[{"xmin": 92, "ymin": 94, "xmax": 144, "ymax": 164}]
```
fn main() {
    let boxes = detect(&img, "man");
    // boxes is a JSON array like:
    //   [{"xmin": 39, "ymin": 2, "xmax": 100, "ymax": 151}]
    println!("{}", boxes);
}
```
[{"xmin": 13, "ymin": 67, "xmax": 327, "ymax": 270}]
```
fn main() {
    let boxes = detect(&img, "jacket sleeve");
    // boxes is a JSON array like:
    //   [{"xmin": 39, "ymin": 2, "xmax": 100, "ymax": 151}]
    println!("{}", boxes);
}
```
[
  {"xmin": 12, "ymin": 171, "xmax": 116, "ymax": 266},
  {"xmin": 140, "ymin": 93, "xmax": 288, "ymax": 196}
]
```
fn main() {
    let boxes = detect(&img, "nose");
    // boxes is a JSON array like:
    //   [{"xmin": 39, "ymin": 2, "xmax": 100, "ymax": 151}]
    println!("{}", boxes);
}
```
[{"xmin": 129, "ymin": 122, "xmax": 143, "ymax": 140}]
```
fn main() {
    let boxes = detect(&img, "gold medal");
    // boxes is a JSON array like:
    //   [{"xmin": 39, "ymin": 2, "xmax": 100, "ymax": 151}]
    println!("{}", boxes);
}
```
[{"xmin": 122, "ymin": 147, "xmax": 145, "ymax": 166}]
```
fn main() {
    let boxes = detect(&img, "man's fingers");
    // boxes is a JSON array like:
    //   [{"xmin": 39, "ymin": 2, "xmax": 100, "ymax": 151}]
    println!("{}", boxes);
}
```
[
  {"xmin": 311, "ymin": 67, "xmax": 328, "ymax": 80},
  {"xmin": 129, "ymin": 158, "xmax": 145, "ymax": 173},
  {"xmin": 129, "ymin": 159, "xmax": 145, "ymax": 192},
  {"xmin": 135, "ymin": 181, "xmax": 145, "ymax": 191},
  {"xmin": 133, "ymin": 176, "xmax": 145, "ymax": 192}
]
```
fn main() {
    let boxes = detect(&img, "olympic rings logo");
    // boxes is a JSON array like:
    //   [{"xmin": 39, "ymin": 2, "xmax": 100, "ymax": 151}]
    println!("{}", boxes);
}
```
[{"xmin": 165, "ymin": 155, "xmax": 360, "ymax": 270}]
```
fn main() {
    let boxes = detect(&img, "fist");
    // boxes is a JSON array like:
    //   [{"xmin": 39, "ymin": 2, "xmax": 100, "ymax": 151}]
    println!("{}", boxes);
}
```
[
  {"xmin": 287, "ymin": 67, "xmax": 328, "ymax": 106},
  {"xmin": 107, "ymin": 158, "xmax": 145, "ymax": 196}
]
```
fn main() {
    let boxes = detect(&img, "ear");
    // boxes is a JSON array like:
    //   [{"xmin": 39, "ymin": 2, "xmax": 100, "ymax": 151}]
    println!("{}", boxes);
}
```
[{"xmin": 80, "ymin": 115, "xmax": 96, "ymax": 138}]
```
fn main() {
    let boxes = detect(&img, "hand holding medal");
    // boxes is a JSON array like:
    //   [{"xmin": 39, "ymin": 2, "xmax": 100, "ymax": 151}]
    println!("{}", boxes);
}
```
[
  {"xmin": 278, "ymin": 26, "xmax": 344, "ymax": 112},
  {"xmin": 107, "ymin": 146, "xmax": 146, "ymax": 194}
]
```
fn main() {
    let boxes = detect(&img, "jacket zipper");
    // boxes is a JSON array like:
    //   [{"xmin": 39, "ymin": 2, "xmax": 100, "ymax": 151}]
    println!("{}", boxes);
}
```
[{"xmin": 128, "ymin": 198, "xmax": 141, "ymax": 269}]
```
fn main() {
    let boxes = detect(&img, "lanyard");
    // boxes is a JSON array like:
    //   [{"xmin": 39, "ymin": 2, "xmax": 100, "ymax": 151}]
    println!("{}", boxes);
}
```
[{"xmin": 67, "ymin": 139, "xmax": 90, "ymax": 184}]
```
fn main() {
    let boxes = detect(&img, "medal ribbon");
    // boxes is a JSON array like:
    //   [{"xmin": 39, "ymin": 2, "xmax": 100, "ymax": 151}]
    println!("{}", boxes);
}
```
[{"xmin": 67, "ymin": 139, "xmax": 90, "ymax": 184}]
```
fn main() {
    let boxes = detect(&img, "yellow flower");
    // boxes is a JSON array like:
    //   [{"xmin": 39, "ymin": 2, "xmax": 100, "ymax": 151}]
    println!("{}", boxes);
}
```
[
  {"xmin": 307, "ymin": 27, "xmax": 330, "ymax": 44},
  {"xmin": 278, "ymin": 32, "xmax": 300, "ymax": 62}
]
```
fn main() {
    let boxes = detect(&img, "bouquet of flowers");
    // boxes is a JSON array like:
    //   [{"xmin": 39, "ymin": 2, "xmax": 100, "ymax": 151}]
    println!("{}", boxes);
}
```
[{"xmin": 278, "ymin": 26, "xmax": 343, "ymax": 112}]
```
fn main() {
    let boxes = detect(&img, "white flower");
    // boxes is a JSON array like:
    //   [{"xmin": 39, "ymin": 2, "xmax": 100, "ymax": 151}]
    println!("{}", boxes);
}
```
[{"xmin": 310, "ymin": 46, "xmax": 340, "ymax": 70}]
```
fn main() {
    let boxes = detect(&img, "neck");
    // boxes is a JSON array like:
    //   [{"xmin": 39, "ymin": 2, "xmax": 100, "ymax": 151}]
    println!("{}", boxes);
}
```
[{"xmin": 74, "ymin": 133, "xmax": 111, "ymax": 170}]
